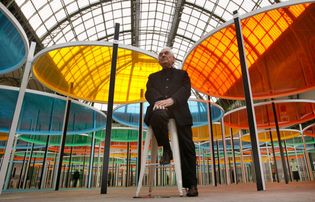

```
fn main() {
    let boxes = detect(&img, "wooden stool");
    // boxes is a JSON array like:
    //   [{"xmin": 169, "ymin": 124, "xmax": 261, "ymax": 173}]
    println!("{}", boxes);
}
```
[{"xmin": 135, "ymin": 119, "xmax": 183, "ymax": 197}]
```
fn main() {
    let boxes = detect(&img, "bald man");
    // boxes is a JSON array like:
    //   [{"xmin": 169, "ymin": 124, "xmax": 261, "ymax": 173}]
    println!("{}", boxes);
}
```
[{"xmin": 144, "ymin": 47, "xmax": 198, "ymax": 197}]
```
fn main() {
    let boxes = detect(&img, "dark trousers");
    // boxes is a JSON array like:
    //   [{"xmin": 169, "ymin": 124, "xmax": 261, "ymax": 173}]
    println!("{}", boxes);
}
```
[{"xmin": 149, "ymin": 109, "xmax": 197, "ymax": 188}]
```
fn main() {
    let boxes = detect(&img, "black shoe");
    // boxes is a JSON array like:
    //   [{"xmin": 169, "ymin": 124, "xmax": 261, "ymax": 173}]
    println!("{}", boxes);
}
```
[
  {"xmin": 159, "ymin": 149, "xmax": 173, "ymax": 165},
  {"xmin": 186, "ymin": 185, "xmax": 198, "ymax": 197}
]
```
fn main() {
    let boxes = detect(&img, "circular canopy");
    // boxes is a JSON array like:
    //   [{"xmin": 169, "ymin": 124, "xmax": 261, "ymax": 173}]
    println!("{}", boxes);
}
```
[
  {"xmin": 182, "ymin": 2, "xmax": 315, "ymax": 100},
  {"xmin": 0, "ymin": 85, "xmax": 106, "ymax": 135},
  {"xmin": 32, "ymin": 42, "xmax": 161, "ymax": 104},
  {"xmin": 303, "ymin": 123, "xmax": 315, "ymax": 137},
  {"xmin": 224, "ymin": 100, "xmax": 315, "ymax": 129},
  {"xmin": 0, "ymin": 3, "xmax": 28, "ymax": 74},
  {"xmin": 241, "ymin": 129, "xmax": 300, "ymax": 142},
  {"xmin": 19, "ymin": 134, "xmax": 100, "ymax": 147},
  {"xmin": 113, "ymin": 99, "xmax": 224, "ymax": 128},
  {"xmin": 192, "ymin": 123, "xmax": 239, "ymax": 142}
]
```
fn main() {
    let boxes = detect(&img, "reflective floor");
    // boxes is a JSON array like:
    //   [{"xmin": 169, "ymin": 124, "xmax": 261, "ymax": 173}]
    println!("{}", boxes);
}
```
[{"xmin": 1, "ymin": 181, "xmax": 315, "ymax": 202}]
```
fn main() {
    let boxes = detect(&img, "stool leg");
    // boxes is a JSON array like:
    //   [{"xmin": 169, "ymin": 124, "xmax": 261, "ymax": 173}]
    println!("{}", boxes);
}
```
[
  {"xmin": 148, "ymin": 136, "xmax": 158, "ymax": 195},
  {"xmin": 135, "ymin": 127, "xmax": 153, "ymax": 197},
  {"xmin": 169, "ymin": 119, "xmax": 183, "ymax": 196}
]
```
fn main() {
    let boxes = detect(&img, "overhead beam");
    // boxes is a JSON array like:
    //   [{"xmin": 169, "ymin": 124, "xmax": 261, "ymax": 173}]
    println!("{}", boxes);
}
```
[
  {"xmin": 166, "ymin": 0, "xmax": 185, "ymax": 47},
  {"xmin": 131, "ymin": 0, "xmax": 140, "ymax": 46}
]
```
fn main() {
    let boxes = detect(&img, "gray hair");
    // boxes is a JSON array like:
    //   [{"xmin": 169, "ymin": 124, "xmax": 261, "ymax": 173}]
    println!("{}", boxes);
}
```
[{"xmin": 160, "ymin": 47, "xmax": 175, "ymax": 57}]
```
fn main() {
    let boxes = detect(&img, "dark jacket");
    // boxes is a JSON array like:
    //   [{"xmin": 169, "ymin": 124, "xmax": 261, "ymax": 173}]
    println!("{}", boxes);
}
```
[{"xmin": 144, "ymin": 68, "xmax": 192, "ymax": 126}]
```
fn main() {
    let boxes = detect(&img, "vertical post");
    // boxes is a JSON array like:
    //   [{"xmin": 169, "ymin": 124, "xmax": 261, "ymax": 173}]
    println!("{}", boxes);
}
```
[
  {"xmin": 299, "ymin": 124, "xmax": 313, "ymax": 181},
  {"xmin": 283, "ymin": 140, "xmax": 292, "ymax": 182},
  {"xmin": 4, "ymin": 136, "xmax": 18, "ymax": 190},
  {"xmin": 81, "ymin": 147, "xmax": 87, "ymax": 187},
  {"xmin": 23, "ymin": 143, "xmax": 34, "ymax": 189},
  {"xmin": 269, "ymin": 131, "xmax": 279, "ymax": 182},
  {"xmin": 216, "ymin": 140, "xmax": 221, "ymax": 184},
  {"xmin": 230, "ymin": 128, "xmax": 237, "ymax": 184},
  {"xmin": 207, "ymin": 96, "xmax": 217, "ymax": 186},
  {"xmin": 18, "ymin": 146, "xmax": 28, "ymax": 188},
  {"xmin": 66, "ymin": 135, "xmax": 74, "ymax": 188},
  {"xmin": 54, "ymin": 97, "xmax": 72, "ymax": 191},
  {"xmin": 233, "ymin": 11, "xmax": 265, "ymax": 191},
  {"xmin": 0, "ymin": 42, "xmax": 36, "ymax": 194},
  {"xmin": 220, "ymin": 119, "xmax": 230, "ymax": 184},
  {"xmin": 239, "ymin": 131, "xmax": 246, "ymax": 183},
  {"xmin": 88, "ymin": 110, "xmax": 96, "ymax": 188},
  {"xmin": 39, "ymin": 100, "xmax": 55, "ymax": 189},
  {"xmin": 265, "ymin": 141, "xmax": 273, "ymax": 182},
  {"xmin": 101, "ymin": 23, "xmax": 120, "ymax": 194},
  {"xmin": 125, "ymin": 141, "xmax": 130, "ymax": 187},
  {"xmin": 96, "ymin": 142, "xmax": 102, "ymax": 187},
  {"xmin": 88, "ymin": 131, "xmax": 96, "ymax": 188},
  {"xmin": 136, "ymin": 89, "xmax": 144, "ymax": 184},
  {"xmin": 271, "ymin": 102, "xmax": 289, "ymax": 184}
]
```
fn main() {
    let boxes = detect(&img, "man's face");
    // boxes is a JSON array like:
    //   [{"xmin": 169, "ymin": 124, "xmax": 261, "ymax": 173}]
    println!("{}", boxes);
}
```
[{"xmin": 158, "ymin": 48, "xmax": 175, "ymax": 68}]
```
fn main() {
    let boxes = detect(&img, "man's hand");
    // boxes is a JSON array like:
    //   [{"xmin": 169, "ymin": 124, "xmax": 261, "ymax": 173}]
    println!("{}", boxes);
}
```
[{"xmin": 153, "ymin": 98, "xmax": 174, "ymax": 110}]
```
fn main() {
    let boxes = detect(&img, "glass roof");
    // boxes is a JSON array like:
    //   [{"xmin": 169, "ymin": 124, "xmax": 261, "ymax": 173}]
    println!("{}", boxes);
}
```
[{"xmin": 11, "ymin": 0, "xmax": 281, "ymax": 67}]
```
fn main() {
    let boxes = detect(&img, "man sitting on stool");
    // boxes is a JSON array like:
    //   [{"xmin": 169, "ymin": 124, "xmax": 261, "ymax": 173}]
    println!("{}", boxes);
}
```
[{"xmin": 144, "ymin": 47, "xmax": 198, "ymax": 197}]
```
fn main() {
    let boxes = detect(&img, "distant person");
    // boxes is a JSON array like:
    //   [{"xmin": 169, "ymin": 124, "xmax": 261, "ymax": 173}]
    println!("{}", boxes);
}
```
[
  {"xmin": 290, "ymin": 159, "xmax": 300, "ymax": 182},
  {"xmin": 144, "ymin": 47, "xmax": 198, "ymax": 197},
  {"xmin": 72, "ymin": 170, "xmax": 80, "ymax": 187}
]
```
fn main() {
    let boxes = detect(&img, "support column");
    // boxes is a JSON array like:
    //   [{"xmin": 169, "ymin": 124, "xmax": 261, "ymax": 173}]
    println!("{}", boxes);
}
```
[
  {"xmin": 54, "ymin": 97, "xmax": 72, "ymax": 191},
  {"xmin": 136, "ymin": 89, "xmax": 144, "ymax": 184},
  {"xmin": 230, "ymin": 128, "xmax": 237, "ymax": 184},
  {"xmin": 271, "ymin": 102, "xmax": 289, "ymax": 184},
  {"xmin": 0, "ymin": 42, "xmax": 36, "ymax": 194},
  {"xmin": 299, "ymin": 124, "xmax": 314, "ymax": 181},
  {"xmin": 207, "ymin": 96, "xmax": 217, "ymax": 186},
  {"xmin": 220, "ymin": 119, "xmax": 230, "ymax": 184},
  {"xmin": 233, "ymin": 11, "xmax": 265, "ymax": 191},
  {"xmin": 101, "ymin": 23, "xmax": 120, "ymax": 194},
  {"xmin": 88, "ymin": 131, "xmax": 96, "ymax": 188},
  {"xmin": 239, "ymin": 131, "xmax": 246, "ymax": 183},
  {"xmin": 269, "ymin": 131, "xmax": 279, "ymax": 182}
]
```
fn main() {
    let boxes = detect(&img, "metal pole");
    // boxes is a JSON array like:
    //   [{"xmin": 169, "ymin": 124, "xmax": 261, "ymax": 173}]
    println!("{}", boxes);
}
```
[
  {"xmin": 88, "ymin": 131, "xmax": 96, "ymax": 188},
  {"xmin": 271, "ymin": 102, "xmax": 289, "ymax": 184},
  {"xmin": 125, "ymin": 141, "xmax": 130, "ymax": 187},
  {"xmin": 269, "ymin": 131, "xmax": 279, "ymax": 182},
  {"xmin": 0, "ymin": 42, "xmax": 36, "ymax": 194},
  {"xmin": 96, "ymin": 142, "xmax": 101, "ymax": 187},
  {"xmin": 39, "ymin": 100, "xmax": 55, "ymax": 189},
  {"xmin": 23, "ymin": 143, "xmax": 34, "ymax": 189},
  {"xmin": 18, "ymin": 146, "xmax": 28, "ymax": 188},
  {"xmin": 54, "ymin": 97, "xmax": 72, "ymax": 191},
  {"xmin": 266, "ymin": 141, "xmax": 273, "ymax": 182},
  {"xmin": 4, "ymin": 136, "xmax": 18, "ymax": 190},
  {"xmin": 233, "ymin": 11, "xmax": 265, "ymax": 191},
  {"xmin": 239, "ymin": 131, "xmax": 246, "ymax": 183},
  {"xmin": 220, "ymin": 119, "xmax": 230, "ymax": 184},
  {"xmin": 299, "ymin": 124, "xmax": 313, "ymax": 180},
  {"xmin": 136, "ymin": 89, "xmax": 144, "ymax": 184},
  {"xmin": 101, "ymin": 23, "xmax": 120, "ymax": 194},
  {"xmin": 66, "ymin": 135, "xmax": 74, "ymax": 188},
  {"xmin": 216, "ymin": 140, "xmax": 221, "ymax": 184},
  {"xmin": 230, "ymin": 128, "xmax": 237, "ymax": 184},
  {"xmin": 207, "ymin": 96, "xmax": 217, "ymax": 186},
  {"xmin": 284, "ymin": 140, "xmax": 292, "ymax": 182}
]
